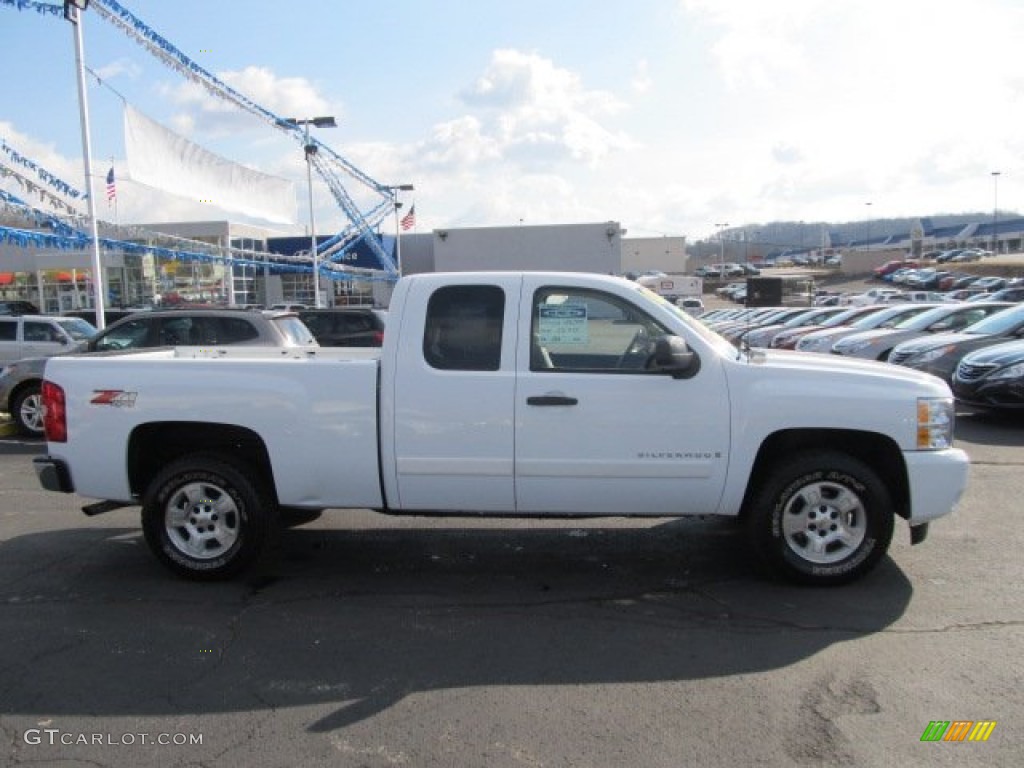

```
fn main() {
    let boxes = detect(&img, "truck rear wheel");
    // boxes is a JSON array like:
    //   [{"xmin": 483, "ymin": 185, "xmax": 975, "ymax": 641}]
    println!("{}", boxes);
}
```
[
  {"xmin": 141, "ymin": 454, "xmax": 278, "ymax": 580},
  {"xmin": 747, "ymin": 451, "xmax": 894, "ymax": 586},
  {"xmin": 12, "ymin": 384, "xmax": 44, "ymax": 437}
]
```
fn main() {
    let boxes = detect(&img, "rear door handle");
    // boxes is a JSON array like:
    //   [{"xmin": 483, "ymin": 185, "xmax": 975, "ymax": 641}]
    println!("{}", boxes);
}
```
[{"xmin": 527, "ymin": 395, "xmax": 578, "ymax": 406}]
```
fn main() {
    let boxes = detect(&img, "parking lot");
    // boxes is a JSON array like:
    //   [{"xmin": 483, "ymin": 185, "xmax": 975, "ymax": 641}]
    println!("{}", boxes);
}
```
[{"xmin": 0, "ymin": 404, "xmax": 1021, "ymax": 767}]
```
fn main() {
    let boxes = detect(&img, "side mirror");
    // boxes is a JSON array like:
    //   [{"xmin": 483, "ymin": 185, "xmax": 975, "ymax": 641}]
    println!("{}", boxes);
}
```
[{"xmin": 653, "ymin": 334, "xmax": 700, "ymax": 378}]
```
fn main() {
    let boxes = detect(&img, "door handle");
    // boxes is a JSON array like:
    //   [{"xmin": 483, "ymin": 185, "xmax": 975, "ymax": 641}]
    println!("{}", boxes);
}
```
[{"xmin": 527, "ymin": 395, "xmax": 578, "ymax": 406}]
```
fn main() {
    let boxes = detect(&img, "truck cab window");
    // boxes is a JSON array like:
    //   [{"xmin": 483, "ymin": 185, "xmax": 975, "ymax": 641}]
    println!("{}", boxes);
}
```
[
  {"xmin": 531, "ymin": 287, "xmax": 669, "ymax": 373},
  {"xmin": 423, "ymin": 285, "xmax": 505, "ymax": 371}
]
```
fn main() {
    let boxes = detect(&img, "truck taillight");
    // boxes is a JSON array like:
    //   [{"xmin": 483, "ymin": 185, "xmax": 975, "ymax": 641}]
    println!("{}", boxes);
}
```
[
  {"xmin": 42, "ymin": 380, "xmax": 67, "ymax": 443},
  {"xmin": 374, "ymin": 330, "xmax": 385, "ymax": 345}
]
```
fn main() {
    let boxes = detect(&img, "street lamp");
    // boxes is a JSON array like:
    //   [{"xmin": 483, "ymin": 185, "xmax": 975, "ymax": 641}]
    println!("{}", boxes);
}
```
[
  {"xmin": 286, "ymin": 116, "xmax": 336, "ymax": 307},
  {"xmin": 387, "ymin": 184, "xmax": 414, "ymax": 274},
  {"xmin": 715, "ymin": 222, "xmax": 729, "ymax": 273},
  {"xmin": 992, "ymin": 171, "xmax": 1001, "ymax": 255},
  {"xmin": 864, "ymin": 202, "xmax": 873, "ymax": 253},
  {"xmin": 65, "ymin": 0, "xmax": 107, "ymax": 327}
]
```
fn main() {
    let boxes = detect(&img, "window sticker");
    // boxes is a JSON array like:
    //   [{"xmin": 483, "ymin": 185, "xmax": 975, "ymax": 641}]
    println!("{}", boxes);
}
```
[{"xmin": 538, "ymin": 303, "xmax": 588, "ymax": 345}]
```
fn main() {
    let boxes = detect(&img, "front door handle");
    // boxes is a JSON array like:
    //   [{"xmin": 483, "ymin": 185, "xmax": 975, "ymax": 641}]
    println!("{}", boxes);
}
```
[{"xmin": 527, "ymin": 395, "xmax": 578, "ymax": 406}]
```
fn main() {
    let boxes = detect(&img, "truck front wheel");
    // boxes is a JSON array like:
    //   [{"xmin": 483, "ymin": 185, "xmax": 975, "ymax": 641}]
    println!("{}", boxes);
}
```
[
  {"xmin": 142, "ymin": 454, "xmax": 278, "ymax": 580},
  {"xmin": 747, "ymin": 451, "xmax": 894, "ymax": 586}
]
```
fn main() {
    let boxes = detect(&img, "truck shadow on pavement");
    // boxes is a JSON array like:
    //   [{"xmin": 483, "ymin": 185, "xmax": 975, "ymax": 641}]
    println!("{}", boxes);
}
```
[{"xmin": 0, "ymin": 518, "xmax": 912, "ymax": 733}]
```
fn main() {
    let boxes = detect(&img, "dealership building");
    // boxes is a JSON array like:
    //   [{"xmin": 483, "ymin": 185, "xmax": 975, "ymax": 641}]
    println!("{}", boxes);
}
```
[{"xmin": 0, "ymin": 218, "xmax": 688, "ymax": 312}]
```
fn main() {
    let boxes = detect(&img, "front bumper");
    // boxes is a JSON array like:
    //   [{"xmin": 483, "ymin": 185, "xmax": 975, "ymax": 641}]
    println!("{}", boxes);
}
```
[
  {"xmin": 904, "ymin": 448, "xmax": 970, "ymax": 524},
  {"xmin": 34, "ymin": 455, "xmax": 74, "ymax": 493}
]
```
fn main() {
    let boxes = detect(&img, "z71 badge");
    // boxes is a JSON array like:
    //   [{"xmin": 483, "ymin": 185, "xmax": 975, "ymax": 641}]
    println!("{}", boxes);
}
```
[{"xmin": 90, "ymin": 390, "xmax": 138, "ymax": 407}]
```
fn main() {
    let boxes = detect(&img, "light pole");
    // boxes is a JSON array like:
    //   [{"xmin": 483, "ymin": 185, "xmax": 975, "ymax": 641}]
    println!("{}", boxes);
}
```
[
  {"xmin": 715, "ymin": 222, "xmax": 729, "ymax": 274},
  {"xmin": 387, "ymin": 184, "xmax": 414, "ymax": 274},
  {"xmin": 65, "ymin": 0, "xmax": 107, "ymax": 327},
  {"xmin": 286, "ymin": 116, "xmax": 336, "ymax": 307},
  {"xmin": 991, "ymin": 171, "xmax": 1001, "ymax": 255},
  {"xmin": 864, "ymin": 202, "xmax": 872, "ymax": 253}
]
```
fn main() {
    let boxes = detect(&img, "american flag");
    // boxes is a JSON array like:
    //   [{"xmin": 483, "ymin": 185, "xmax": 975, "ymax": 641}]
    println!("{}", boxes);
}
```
[
  {"xmin": 105, "ymin": 167, "xmax": 117, "ymax": 203},
  {"xmin": 400, "ymin": 204, "xmax": 416, "ymax": 231}
]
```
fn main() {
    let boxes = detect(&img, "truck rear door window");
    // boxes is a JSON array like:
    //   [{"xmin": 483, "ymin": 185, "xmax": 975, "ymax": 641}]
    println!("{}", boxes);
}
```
[{"xmin": 423, "ymin": 285, "xmax": 505, "ymax": 371}]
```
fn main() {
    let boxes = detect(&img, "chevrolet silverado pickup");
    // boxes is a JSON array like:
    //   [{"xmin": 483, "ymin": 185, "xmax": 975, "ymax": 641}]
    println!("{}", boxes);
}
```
[{"xmin": 33, "ymin": 271, "xmax": 969, "ymax": 585}]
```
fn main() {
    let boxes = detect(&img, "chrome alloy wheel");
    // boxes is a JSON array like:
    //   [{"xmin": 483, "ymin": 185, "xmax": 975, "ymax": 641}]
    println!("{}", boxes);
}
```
[
  {"xmin": 780, "ymin": 480, "xmax": 867, "ymax": 565},
  {"xmin": 164, "ymin": 482, "xmax": 240, "ymax": 560},
  {"xmin": 18, "ymin": 391, "xmax": 43, "ymax": 434}
]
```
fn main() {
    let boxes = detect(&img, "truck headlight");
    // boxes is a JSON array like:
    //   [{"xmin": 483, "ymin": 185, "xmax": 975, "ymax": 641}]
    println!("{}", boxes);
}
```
[{"xmin": 917, "ymin": 397, "xmax": 955, "ymax": 450}]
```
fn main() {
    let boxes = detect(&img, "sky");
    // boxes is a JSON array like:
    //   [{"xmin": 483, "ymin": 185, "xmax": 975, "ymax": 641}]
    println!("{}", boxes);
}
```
[{"xmin": 2, "ymin": 0, "xmax": 1024, "ymax": 242}]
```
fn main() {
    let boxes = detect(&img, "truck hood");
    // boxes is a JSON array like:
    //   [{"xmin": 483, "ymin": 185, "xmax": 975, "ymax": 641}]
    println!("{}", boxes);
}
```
[{"xmin": 741, "ymin": 347, "xmax": 952, "ymax": 396}]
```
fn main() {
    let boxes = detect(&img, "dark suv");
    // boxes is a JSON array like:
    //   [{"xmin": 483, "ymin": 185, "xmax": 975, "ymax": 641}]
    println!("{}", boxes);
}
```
[
  {"xmin": 296, "ymin": 308, "xmax": 386, "ymax": 347},
  {"xmin": 0, "ymin": 309, "xmax": 315, "ymax": 436},
  {"xmin": 0, "ymin": 300, "xmax": 40, "ymax": 316}
]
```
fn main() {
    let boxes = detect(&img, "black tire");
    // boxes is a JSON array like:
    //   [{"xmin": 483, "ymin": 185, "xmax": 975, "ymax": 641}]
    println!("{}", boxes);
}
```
[
  {"xmin": 746, "ymin": 451, "xmax": 894, "ymax": 586},
  {"xmin": 141, "ymin": 453, "xmax": 279, "ymax": 580},
  {"xmin": 11, "ymin": 383, "xmax": 44, "ymax": 437}
]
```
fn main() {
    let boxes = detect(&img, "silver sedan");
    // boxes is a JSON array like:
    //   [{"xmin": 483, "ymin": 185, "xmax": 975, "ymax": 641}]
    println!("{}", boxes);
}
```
[{"xmin": 830, "ymin": 303, "xmax": 1012, "ymax": 361}]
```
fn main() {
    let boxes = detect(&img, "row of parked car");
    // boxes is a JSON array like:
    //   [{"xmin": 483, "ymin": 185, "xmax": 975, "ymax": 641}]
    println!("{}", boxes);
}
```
[
  {"xmin": 874, "ymin": 257, "xmax": 1022, "ymax": 294},
  {"xmin": 698, "ymin": 300, "xmax": 1024, "ymax": 412},
  {"xmin": 0, "ymin": 306, "xmax": 387, "ymax": 436}
]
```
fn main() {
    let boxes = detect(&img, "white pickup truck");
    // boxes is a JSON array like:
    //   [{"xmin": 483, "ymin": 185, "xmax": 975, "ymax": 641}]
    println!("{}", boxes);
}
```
[{"xmin": 34, "ymin": 272, "xmax": 969, "ymax": 585}]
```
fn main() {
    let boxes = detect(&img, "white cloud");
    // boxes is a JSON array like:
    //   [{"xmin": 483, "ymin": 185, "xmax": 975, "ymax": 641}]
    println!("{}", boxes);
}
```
[
  {"xmin": 165, "ymin": 66, "xmax": 338, "ymax": 137},
  {"xmin": 631, "ymin": 60, "xmax": 653, "ymax": 95},
  {"xmin": 92, "ymin": 58, "xmax": 142, "ymax": 82},
  {"xmin": 459, "ymin": 49, "xmax": 634, "ymax": 167}
]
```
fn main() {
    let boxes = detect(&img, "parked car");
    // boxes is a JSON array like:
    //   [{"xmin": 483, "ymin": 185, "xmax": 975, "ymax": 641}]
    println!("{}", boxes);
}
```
[
  {"xmin": 0, "ymin": 315, "xmax": 97, "ymax": 363},
  {"xmin": 796, "ymin": 303, "xmax": 940, "ymax": 354},
  {"xmin": 0, "ymin": 309, "xmax": 314, "ymax": 436},
  {"xmin": 848, "ymin": 287, "xmax": 905, "ymax": 306},
  {"xmin": 950, "ymin": 274, "xmax": 982, "ymax": 290},
  {"xmin": 983, "ymin": 287, "xmax": 1024, "ymax": 303},
  {"xmin": 951, "ymin": 339, "xmax": 1024, "ymax": 410},
  {"xmin": 63, "ymin": 307, "xmax": 153, "ymax": 326},
  {"xmin": 0, "ymin": 300, "xmax": 40, "ymax": 316},
  {"xmin": 888, "ymin": 304, "xmax": 1024, "ymax": 384},
  {"xmin": 296, "ymin": 308, "xmax": 387, "ymax": 347},
  {"xmin": 873, "ymin": 259, "xmax": 920, "ymax": 280},
  {"xmin": 831, "ymin": 303, "xmax": 1012, "ymax": 361},
  {"xmin": 768, "ymin": 305, "xmax": 886, "ymax": 350},
  {"xmin": 677, "ymin": 297, "xmax": 705, "ymax": 317},
  {"xmin": 970, "ymin": 276, "xmax": 1008, "ymax": 293},
  {"xmin": 715, "ymin": 281, "xmax": 745, "ymax": 298},
  {"xmin": 950, "ymin": 249, "xmax": 984, "ymax": 263},
  {"xmin": 268, "ymin": 303, "xmax": 310, "ymax": 311},
  {"xmin": 716, "ymin": 307, "xmax": 807, "ymax": 343},
  {"xmin": 740, "ymin": 307, "xmax": 848, "ymax": 348},
  {"xmin": 946, "ymin": 288, "xmax": 987, "ymax": 301}
]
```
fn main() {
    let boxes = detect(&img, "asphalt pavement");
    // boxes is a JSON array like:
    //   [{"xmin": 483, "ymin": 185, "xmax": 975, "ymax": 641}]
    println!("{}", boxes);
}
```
[{"xmin": 0, "ymin": 406, "xmax": 1022, "ymax": 768}]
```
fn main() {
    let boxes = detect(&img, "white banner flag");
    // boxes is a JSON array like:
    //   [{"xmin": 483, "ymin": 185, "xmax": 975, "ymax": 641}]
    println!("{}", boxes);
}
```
[{"xmin": 124, "ymin": 105, "xmax": 296, "ymax": 225}]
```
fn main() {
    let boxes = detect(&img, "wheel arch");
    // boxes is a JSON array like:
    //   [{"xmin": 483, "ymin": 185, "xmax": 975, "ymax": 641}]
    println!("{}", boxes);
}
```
[
  {"xmin": 7, "ymin": 376, "xmax": 42, "ymax": 410},
  {"xmin": 739, "ymin": 428, "xmax": 910, "ymax": 521},
  {"xmin": 127, "ymin": 422, "xmax": 276, "ymax": 502}
]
